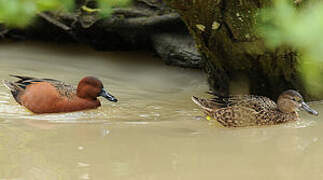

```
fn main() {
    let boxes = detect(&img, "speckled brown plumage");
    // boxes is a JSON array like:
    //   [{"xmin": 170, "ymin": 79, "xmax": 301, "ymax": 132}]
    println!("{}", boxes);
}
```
[{"xmin": 192, "ymin": 90, "xmax": 318, "ymax": 127}]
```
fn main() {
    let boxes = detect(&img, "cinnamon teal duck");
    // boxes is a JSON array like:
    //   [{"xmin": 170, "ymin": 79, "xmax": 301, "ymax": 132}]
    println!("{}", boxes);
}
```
[
  {"xmin": 3, "ymin": 75, "xmax": 118, "ymax": 113},
  {"xmin": 192, "ymin": 90, "xmax": 318, "ymax": 127}
]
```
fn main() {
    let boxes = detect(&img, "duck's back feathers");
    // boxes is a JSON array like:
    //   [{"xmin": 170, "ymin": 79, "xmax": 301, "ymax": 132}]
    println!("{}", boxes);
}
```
[
  {"xmin": 7, "ymin": 75, "xmax": 60, "ymax": 89},
  {"xmin": 206, "ymin": 92, "xmax": 277, "ymax": 112},
  {"xmin": 4, "ymin": 75, "xmax": 76, "ymax": 102},
  {"xmin": 220, "ymin": 95, "xmax": 277, "ymax": 111}
]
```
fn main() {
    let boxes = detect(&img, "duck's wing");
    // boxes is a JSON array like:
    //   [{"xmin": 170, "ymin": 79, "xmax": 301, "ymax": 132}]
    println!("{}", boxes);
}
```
[
  {"xmin": 192, "ymin": 96, "xmax": 223, "ymax": 112},
  {"xmin": 208, "ymin": 93, "xmax": 277, "ymax": 112},
  {"xmin": 191, "ymin": 95, "xmax": 255, "ymax": 113},
  {"xmin": 6, "ymin": 75, "xmax": 76, "ymax": 99},
  {"xmin": 225, "ymin": 95, "xmax": 277, "ymax": 111},
  {"xmin": 8, "ymin": 75, "xmax": 60, "ymax": 87}
]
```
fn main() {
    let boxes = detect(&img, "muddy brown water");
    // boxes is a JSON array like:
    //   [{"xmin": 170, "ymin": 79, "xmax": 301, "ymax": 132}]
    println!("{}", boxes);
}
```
[{"xmin": 0, "ymin": 42, "xmax": 322, "ymax": 180}]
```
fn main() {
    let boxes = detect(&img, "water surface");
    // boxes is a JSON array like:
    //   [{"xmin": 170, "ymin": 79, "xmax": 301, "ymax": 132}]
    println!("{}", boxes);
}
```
[{"xmin": 0, "ymin": 42, "xmax": 322, "ymax": 180}]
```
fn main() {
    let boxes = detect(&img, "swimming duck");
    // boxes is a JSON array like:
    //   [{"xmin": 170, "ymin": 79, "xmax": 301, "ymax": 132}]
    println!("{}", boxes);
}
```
[
  {"xmin": 192, "ymin": 90, "xmax": 318, "ymax": 127},
  {"xmin": 2, "ymin": 75, "xmax": 118, "ymax": 113}
]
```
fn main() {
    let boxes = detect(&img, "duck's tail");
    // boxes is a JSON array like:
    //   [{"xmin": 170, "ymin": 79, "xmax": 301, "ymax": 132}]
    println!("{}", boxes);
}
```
[
  {"xmin": 2, "ymin": 80, "xmax": 23, "ymax": 104},
  {"xmin": 191, "ymin": 96, "xmax": 219, "ymax": 112}
]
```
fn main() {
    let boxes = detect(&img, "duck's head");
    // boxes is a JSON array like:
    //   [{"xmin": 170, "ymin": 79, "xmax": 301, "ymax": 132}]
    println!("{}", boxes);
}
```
[
  {"xmin": 77, "ymin": 76, "xmax": 118, "ymax": 102},
  {"xmin": 277, "ymin": 90, "xmax": 318, "ymax": 115}
]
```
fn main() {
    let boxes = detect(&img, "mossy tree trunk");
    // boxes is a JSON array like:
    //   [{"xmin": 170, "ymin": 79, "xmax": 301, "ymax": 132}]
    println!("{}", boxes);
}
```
[{"xmin": 164, "ymin": 0, "xmax": 308, "ymax": 99}]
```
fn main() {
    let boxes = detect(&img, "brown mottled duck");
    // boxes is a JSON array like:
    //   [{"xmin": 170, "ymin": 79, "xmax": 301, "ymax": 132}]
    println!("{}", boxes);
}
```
[{"xmin": 192, "ymin": 90, "xmax": 318, "ymax": 127}]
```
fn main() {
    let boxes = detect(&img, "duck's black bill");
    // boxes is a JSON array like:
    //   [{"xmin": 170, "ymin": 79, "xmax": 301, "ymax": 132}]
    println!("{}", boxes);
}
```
[
  {"xmin": 301, "ymin": 102, "xmax": 318, "ymax": 116},
  {"xmin": 99, "ymin": 89, "xmax": 118, "ymax": 102}
]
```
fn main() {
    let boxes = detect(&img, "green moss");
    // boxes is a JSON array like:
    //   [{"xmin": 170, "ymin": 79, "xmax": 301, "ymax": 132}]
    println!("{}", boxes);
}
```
[{"xmin": 164, "ymin": 0, "xmax": 313, "ymax": 98}]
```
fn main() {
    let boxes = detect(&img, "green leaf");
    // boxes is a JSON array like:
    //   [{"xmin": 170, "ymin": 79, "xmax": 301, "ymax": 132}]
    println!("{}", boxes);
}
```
[
  {"xmin": 0, "ymin": 0, "xmax": 37, "ymax": 27},
  {"xmin": 58, "ymin": 0, "xmax": 74, "ymax": 11},
  {"xmin": 98, "ymin": 0, "xmax": 132, "ymax": 18},
  {"xmin": 36, "ymin": 0, "xmax": 60, "ymax": 11},
  {"xmin": 258, "ymin": 0, "xmax": 323, "ymax": 94}
]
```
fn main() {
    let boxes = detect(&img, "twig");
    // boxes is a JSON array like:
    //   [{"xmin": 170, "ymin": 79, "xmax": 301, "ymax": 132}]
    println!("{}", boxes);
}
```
[
  {"xmin": 113, "ymin": 8, "xmax": 152, "ymax": 17},
  {"xmin": 102, "ymin": 13, "xmax": 181, "ymax": 29},
  {"xmin": 37, "ymin": 12, "xmax": 71, "ymax": 31},
  {"xmin": 136, "ymin": 0, "xmax": 161, "ymax": 8}
]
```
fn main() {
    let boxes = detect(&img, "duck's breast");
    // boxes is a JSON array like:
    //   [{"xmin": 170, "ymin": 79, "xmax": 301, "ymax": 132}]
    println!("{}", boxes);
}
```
[{"xmin": 20, "ymin": 82, "xmax": 100, "ymax": 113}]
